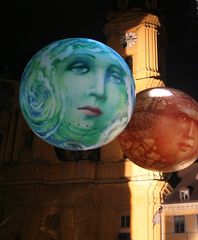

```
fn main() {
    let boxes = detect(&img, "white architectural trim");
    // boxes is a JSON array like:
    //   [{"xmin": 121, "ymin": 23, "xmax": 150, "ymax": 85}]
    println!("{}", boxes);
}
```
[{"xmin": 162, "ymin": 201, "xmax": 198, "ymax": 211}]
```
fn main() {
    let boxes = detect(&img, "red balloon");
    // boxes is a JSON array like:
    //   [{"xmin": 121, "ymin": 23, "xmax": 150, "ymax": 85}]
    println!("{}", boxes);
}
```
[{"xmin": 118, "ymin": 87, "xmax": 198, "ymax": 172}]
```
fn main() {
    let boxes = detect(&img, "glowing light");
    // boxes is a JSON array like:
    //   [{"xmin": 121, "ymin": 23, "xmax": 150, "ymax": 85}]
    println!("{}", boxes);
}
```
[{"xmin": 149, "ymin": 88, "xmax": 173, "ymax": 97}]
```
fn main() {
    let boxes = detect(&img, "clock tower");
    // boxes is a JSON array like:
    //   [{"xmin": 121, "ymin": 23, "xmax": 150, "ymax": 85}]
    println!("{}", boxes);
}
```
[
  {"xmin": 104, "ymin": 1, "xmax": 166, "ymax": 93},
  {"xmin": 102, "ymin": 1, "xmax": 169, "ymax": 240}
]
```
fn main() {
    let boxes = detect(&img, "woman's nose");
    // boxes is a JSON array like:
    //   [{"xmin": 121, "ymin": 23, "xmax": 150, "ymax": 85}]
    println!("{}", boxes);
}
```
[
  {"xmin": 86, "ymin": 72, "xmax": 106, "ymax": 99},
  {"xmin": 183, "ymin": 120, "xmax": 195, "ymax": 138}
]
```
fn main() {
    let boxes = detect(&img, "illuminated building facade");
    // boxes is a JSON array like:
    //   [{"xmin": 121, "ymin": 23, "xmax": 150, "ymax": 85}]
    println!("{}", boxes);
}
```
[
  {"xmin": 161, "ymin": 163, "xmax": 198, "ymax": 240},
  {"xmin": 0, "ymin": 1, "xmax": 182, "ymax": 240}
]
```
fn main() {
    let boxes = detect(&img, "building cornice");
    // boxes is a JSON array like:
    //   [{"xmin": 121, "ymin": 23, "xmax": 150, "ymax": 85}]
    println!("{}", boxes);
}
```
[{"xmin": 162, "ymin": 201, "xmax": 198, "ymax": 211}]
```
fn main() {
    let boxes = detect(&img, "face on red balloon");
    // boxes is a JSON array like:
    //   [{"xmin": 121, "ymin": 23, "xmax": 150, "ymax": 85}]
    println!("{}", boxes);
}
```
[{"xmin": 118, "ymin": 87, "xmax": 198, "ymax": 172}]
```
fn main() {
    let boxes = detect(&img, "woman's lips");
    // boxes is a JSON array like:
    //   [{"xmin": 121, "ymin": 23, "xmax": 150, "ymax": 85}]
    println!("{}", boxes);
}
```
[
  {"xmin": 77, "ymin": 105, "xmax": 102, "ymax": 116},
  {"xmin": 179, "ymin": 141, "xmax": 194, "ymax": 152}
]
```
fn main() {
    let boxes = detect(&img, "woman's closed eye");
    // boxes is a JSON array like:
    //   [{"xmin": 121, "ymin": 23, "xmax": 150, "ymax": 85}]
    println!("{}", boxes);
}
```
[
  {"xmin": 177, "ymin": 114, "xmax": 189, "ymax": 122},
  {"xmin": 108, "ymin": 72, "xmax": 123, "ymax": 84},
  {"xmin": 68, "ymin": 62, "xmax": 89, "ymax": 74}
]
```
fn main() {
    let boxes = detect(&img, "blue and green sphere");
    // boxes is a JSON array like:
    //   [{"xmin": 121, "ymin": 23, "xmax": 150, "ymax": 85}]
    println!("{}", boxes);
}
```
[{"xmin": 19, "ymin": 38, "xmax": 136, "ymax": 150}]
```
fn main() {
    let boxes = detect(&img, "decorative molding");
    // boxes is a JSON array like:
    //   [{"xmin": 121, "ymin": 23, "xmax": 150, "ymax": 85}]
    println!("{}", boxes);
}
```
[{"xmin": 162, "ymin": 201, "xmax": 198, "ymax": 211}]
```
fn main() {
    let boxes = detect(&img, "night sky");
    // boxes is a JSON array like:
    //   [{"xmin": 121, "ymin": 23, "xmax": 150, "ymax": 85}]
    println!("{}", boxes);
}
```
[
  {"xmin": 0, "ymin": 1, "xmax": 114, "ymax": 78},
  {"xmin": 0, "ymin": 0, "xmax": 197, "ymax": 100}
]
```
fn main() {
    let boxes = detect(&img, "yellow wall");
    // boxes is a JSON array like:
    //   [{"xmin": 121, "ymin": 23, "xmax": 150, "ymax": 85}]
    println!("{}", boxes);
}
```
[
  {"xmin": 104, "ymin": 9, "xmax": 168, "ymax": 240},
  {"xmin": 162, "ymin": 203, "xmax": 198, "ymax": 240}
]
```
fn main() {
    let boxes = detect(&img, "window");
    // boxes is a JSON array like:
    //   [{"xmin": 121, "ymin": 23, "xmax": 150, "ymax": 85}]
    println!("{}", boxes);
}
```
[
  {"xmin": 55, "ymin": 148, "xmax": 100, "ymax": 162},
  {"xmin": 179, "ymin": 189, "xmax": 189, "ymax": 201},
  {"xmin": 121, "ymin": 215, "xmax": 130, "ymax": 228},
  {"xmin": 118, "ymin": 232, "xmax": 130, "ymax": 240},
  {"xmin": 125, "ymin": 55, "xmax": 133, "ymax": 72},
  {"xmin": 46, "ymin": 213, "xmax": 60, "ymax": 230},
  {"xmin": 196, "ymin": 214, "xmax": 198, "ymax": 231},
  {"xmin": 174, "ymin": 215, "xmax": 185, "ymax": 233},
  {"xmin": 24, "ymin": 131, "xmax": 34, "ymax": 149}
]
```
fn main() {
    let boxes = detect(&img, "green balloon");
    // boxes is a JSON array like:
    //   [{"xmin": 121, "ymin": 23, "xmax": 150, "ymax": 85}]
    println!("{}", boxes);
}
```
[{"xmin": 19, "ymin": 38, "xmax": 136, "ymax": 150}]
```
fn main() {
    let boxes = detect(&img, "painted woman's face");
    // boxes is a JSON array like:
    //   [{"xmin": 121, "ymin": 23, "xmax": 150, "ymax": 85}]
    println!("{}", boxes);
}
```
[
  {"xmin": 118, "ymin": 87, "xmax": 198, "ymax": 172},
  {"xmin": 154, "ymin": 112, "xmax": 198, "ymax": 169},
  {"xmin": 55, "ymin": 49, "xmax": 129, "ymax": 146},
  {"xmin": 19, "ymin": 38, "xmax": 135, "ymax": 150}
]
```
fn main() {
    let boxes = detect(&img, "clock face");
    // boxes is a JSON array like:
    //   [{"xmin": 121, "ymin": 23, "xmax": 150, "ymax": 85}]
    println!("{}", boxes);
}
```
[{"xmin": 120, "ymin": 32, "xmax": 137, "ymax": 48}]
